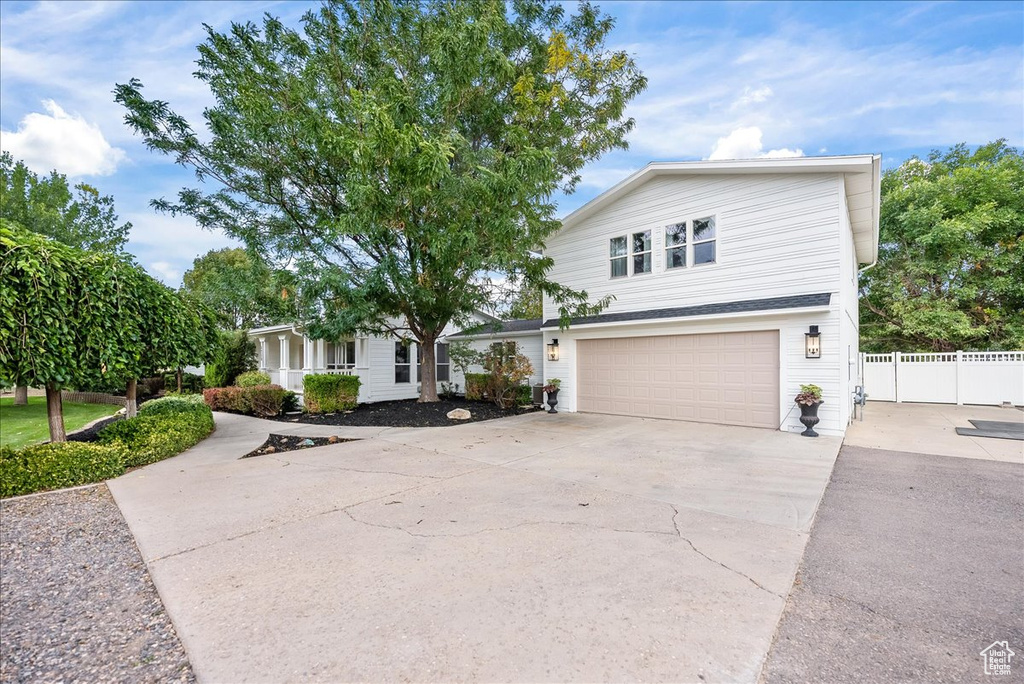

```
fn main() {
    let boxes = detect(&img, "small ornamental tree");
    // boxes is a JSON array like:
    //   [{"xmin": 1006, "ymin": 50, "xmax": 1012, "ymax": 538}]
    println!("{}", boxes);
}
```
[{"xmin": 115, "ymin": 0, "xmax": 645, "ymax": 402}]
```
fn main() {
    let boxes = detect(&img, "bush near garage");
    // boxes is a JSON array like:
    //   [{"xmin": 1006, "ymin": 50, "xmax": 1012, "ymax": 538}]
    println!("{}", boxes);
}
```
[
  {"xmin": 464, "ymin": 373, "xmax": 491, "ymax": 401},
  {"xmin": 303, "ymin": 374, "xmax": 360, "ymax": 414},
  {"xmin": 0, "ymin": 442, "xmax": 128, "ymax": 498}
]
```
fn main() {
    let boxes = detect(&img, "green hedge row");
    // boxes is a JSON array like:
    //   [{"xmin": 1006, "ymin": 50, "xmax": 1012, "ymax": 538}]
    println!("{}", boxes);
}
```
[
  {"xmin": 202, "ymin": 384, "xmax": 297, "ymax": 417},
  {"xmin": 303, "ymin": 373, "xmax": 360, "ymax": 414},
  {"xmin": 235, "ymin": 370, "xmax": 271, "ymax": 387},
  {"xmin": 0, "ymin": 394, "xmax": 215, "ymax": 498}
]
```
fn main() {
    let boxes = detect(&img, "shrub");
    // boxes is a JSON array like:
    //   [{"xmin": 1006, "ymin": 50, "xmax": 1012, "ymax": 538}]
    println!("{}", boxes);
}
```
[
  {"xmin": 205, "ymin": 330, "xmax": 257, "ymax": 388},
  {"xmin": 139, "ymin": 376, "xmax": 165, "ymax": 397},
  {"xmin": 236, "ymin": 370, "xmax": 271, "ymax": 387},
  {"xmin": 239, "ymin": 385, "xmax": 290, "ymax": 417},
  {"xmin": 1, "ymin": 442, "xmax": 127, "ymax": 499},
  {"xmin": 480, "ymin": 341, "xmax": 534, "ymax": 408},
  {"xmin": 139, "ymin": 393, "xmax": 206, "ymax": 416},
  {"xmin": 303, "ymin": 373, "xmax": 360, "ymax": 414},
  {"xmin": 163, "ymin": 371, "xmax": 205, "ymax": 394},
  {"xmin": 513, "ymin": 384, "xmax": 532, "ymax": 405},
  {"xmin": 99, "ymin": 400, "xmax": 214, "ymax": 468},
  {"xmin": 204, "ymin": 386, "xmax": 243, "ymax": 411},
  {"xmin": 465, "ymin": 373, "xmax": 490, "ymax": 401},
  {"xmin": 282, "ymin": 391, "xmax": 299, "ymax": 413}
]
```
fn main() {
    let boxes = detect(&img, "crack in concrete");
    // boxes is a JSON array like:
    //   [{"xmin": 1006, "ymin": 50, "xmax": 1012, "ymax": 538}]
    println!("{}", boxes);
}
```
[{"xmin": 670, "ymin": 505, "xmax": 785, "ymax": 599}]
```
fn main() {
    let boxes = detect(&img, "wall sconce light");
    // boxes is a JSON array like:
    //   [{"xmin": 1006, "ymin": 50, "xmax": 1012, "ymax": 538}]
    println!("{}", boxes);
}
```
[
  {"xmin": 805, "ymin": 325, "xmax": 821, "ymax": 359},
  {"xmin": 547, "ymin": 338, "xmax": 560, "ymax": 361}
]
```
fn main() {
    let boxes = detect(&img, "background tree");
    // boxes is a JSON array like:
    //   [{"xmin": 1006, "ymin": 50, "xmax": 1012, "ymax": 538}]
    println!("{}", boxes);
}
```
[
  {"xmin": 182, "ymin": 247, "xmax": 294, "ymax": 329},
  {"xmin": 0, "ymin": 152, "xmax": 131, "ymax": 253},
  {"xmin": 505, "ymin": 282, "xmax": 544, "ymax": 320},
  {"xmin": 860, "ymin": 140, "xmax": 1024, "ymax": 352},
  {"xmin": 115, "ymin": 0, "xmax": 645, "ymax": 402}
]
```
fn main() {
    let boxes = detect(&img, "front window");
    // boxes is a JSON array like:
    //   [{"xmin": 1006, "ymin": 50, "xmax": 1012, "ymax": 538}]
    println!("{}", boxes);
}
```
[
  {"xmin": 665, "ymin": 222, "xmax": 687, "ymax": 269},
  {"xmin": 416, "ymin": 343, "xmax": 451, "ymax": 382},
  {"xmin": 632, "ymin": 230, "xmax": 652, "ymax": 274},
  {"xmin": 692, "ymin": 217, "xmax": 716, "ymax": 265},
  {"xmin": 326, "ymin": 340, "xmax": 356, "ymax": 369},
  {"xmin": 610, "ymin": 236, "xmax": 627, "ymax": 278},
  {"xmin": 395, "ymin": 342, "xmax": 410, "ymax": 383}
]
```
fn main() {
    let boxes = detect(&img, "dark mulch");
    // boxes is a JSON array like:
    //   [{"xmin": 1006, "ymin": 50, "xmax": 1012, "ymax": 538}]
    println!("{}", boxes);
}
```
[
  {"xmin": 242, "ymin": 433, "xmax": 357, "ymax": 459},
  {"xmin": 67, "ymin": 415, "xmax": 122, "ymax": 443},
  {"xmin": 264, "ymin": 397, "xmax": 540, "ymax": 428}
]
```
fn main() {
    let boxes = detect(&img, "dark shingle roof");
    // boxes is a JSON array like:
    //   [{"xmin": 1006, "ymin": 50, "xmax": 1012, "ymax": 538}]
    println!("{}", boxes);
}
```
[
  {"xmin": 541, "ymin": 293, "xmax": 831, "ymax": 329},
  {"xmin": 450, "ymin": 318, "xmax": 544, "ymax": 338}
]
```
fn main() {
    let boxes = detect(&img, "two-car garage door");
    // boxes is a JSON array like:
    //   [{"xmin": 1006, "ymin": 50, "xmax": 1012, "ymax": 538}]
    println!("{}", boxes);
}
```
[{"xmin": 577, "ymin": 331, "xmax": 780, "ymax": 429}]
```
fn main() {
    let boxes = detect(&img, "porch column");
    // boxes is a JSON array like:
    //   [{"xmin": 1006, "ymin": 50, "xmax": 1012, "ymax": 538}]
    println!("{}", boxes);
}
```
[
  {"xmin": 278, "ymin": 334, "xmax": 289, "ymax": 370},
  {"xmin": 258, "ymin": 337, "xmax": 267, "ymax": 369},
  {"xmin": 303, "ymin": 336, "xmax": 313, "ymax": 371},
  {"xmin": 315, "ymin": 340, "xmax": 326, "ymax": 371}
]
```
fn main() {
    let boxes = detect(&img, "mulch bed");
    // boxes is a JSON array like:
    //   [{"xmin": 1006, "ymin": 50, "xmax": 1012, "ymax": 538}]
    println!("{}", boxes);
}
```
[
  {"xmin": 242, "ymin": 433, "xmax": 357, "ymax": 459},
  {"xmin": 265, "ymin": 397, "xmax": 541, "ymax": 428},
  {"xmin": 67, "ymin": 415, "xmax": 122, "ymax": 443}
]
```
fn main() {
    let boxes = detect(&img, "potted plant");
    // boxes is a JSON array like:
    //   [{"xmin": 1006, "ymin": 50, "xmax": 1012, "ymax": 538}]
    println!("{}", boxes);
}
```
[
  {"xmin": 794, "ymin": 384, "xmax": 823, "ymax": 437},
  {"xmin": 542, "ymin": 379, "xmax": 561, "ymax": 414}
]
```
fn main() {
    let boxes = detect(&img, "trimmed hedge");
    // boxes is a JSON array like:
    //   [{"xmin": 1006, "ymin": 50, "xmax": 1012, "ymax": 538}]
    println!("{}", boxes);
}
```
[
  {"xmin": 99, "ymin": 396, "xmax": 214, "ymax": 468},
  {"xmin": 202, "ymin": 384, "xmax": 297, "ymax": 417},
  {"xmin": 303, "ymin": 373, "xmax": 360, "ymax": 414},
  {"xmin": 0, "ymin": 442, "xmax": 128, "ymax": 498},
  {"xmin": 235, "ymin": 370, "xmax": 271, "ymax": 388}
]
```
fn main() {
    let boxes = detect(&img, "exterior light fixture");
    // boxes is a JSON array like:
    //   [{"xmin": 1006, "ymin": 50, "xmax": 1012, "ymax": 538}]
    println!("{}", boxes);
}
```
[
  {"xmin": 547, "ymin": 338, "xmax": 560, "ymax": 361},
  {"xmin": 805, "ymin": 325, "xmax": 821, "ymax": 359}
]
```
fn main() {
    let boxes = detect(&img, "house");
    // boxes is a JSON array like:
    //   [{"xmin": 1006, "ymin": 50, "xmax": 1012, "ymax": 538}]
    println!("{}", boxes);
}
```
[
  {"xmin": 455, "ymin": 155, "xmax": 881, "ymax": 436},
  {"xmin": 250, "ymin": 310, "xmax": 497, "ymax": 404}
]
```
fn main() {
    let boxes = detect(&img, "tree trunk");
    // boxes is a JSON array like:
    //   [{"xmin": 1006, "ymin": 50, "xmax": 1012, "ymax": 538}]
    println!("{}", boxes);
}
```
[
  {"xmin": 177, "ymin": 368, "xmax": 182, "ymax": 393},
  {"xmin": 14, "ymin": 385, "xmax": 28, "ymax": 405},
  {"xmin": 126, "ymin": 378, "xmax": 138, "ymax": 418},
  {"xmin": 418, "ymin": 337, "xmax": 439, "ymax": 402},
  {"xmin": 45, "ymin": 383, "xmax": 67, "ymax": 443}
]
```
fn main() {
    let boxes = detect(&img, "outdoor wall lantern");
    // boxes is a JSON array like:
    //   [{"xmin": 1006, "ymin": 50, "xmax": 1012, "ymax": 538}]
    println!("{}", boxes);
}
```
[
  {"xmin": 805, "ymin": 325, "xmax": 821, "ymax": 359},
  {"xmin": 547, "ymin": 338, "xmax": 560, "ymax": 361}
]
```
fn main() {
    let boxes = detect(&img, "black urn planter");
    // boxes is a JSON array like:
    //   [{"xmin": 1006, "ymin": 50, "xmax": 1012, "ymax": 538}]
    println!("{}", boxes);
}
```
[
  {"xmin": 798, "ymin": 400, "xmax": 823, "ymax": 437},
  {"xmin": 546, "ymin": 389, "xmax": 559, "ymax": 414}
]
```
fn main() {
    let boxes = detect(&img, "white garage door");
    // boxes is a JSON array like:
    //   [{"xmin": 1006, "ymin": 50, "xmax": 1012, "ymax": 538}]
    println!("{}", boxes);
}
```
[{"xmin": 577, "ymin": 331, "xmax": 780, "ymax": 428}]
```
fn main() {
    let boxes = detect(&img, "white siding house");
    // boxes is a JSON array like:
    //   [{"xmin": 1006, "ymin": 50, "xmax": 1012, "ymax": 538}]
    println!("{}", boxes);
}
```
[
  {"xmin": 249, "ymin": 311, "xmax": 496, "ymax": 404},
  {"xmin": 532, "ymin": 156, "xmax": 880, "ymax": 436}
]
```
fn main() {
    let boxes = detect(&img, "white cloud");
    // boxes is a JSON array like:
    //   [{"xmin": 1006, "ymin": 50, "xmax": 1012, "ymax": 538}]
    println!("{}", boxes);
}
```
[
  {"xmin": 149, "ymin": 261, "xmax": 181, "ymax": 284},
  {"xmin": 0, "ymin": 100, "xmax": 126, "ymax": 176},
  {"xmin": 732, "ymin": 85, "xmax": 773, "ymax": 108},
  {"xmin": 707, "ymin": 126, "xmax": 804, "ymax": 160}
]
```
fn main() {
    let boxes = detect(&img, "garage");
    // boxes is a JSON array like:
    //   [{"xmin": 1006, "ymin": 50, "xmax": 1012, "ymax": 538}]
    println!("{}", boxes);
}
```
[{"xmin": 577, "ymin": 330, "xmax": 780, "ymax": 428}]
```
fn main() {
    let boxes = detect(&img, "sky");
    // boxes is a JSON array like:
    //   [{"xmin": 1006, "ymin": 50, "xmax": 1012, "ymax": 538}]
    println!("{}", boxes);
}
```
[{"xmin": 1, "ymin": 0, "xmax": 1021, "ymax": 286}]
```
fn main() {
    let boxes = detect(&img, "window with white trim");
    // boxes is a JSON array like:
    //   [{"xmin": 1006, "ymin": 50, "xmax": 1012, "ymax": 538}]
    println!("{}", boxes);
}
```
[
  {"xmin": 665, "ymin": 222, "xmax": 687, "ymax": 269},
  {"xmin": 394, "ymin": 342, "xmax": 410, "ymax": 383},
  {"xmin": 692, "ymin": 217, "xmax": 716, "ymax": 265},
  {"xmin": 610, "ymin": 236, "xmax": 627, "ymax": 278},
  {"xmin": 326, "ymin": 340, "xmax": 356, "ymax": 369},
  {"xmin": 632, "ymin": 230, "xmax": 652, "ymax": 274},
  {"xmin": 416, "ymin": 343, "xmax": 451, "ymax": 382}
]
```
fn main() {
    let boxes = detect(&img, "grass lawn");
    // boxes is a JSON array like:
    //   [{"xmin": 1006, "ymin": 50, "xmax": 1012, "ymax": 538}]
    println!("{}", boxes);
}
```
[{"xmin": 0, "ymin": 397, "xmax": 121, "ymax": 450}]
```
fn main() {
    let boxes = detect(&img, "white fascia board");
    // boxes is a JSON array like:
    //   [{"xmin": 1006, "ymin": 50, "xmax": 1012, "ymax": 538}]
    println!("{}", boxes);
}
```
[
  {"xmin": 248, "ymin": 323, "xmax": 302, "ymax": 336},
  {"xmin": 446, "ymin": 329, "xmax": 543, "ymax": 341},
  {"xmin": 539, "ymin": 304, "xmax": 833, "ymax": 333}
]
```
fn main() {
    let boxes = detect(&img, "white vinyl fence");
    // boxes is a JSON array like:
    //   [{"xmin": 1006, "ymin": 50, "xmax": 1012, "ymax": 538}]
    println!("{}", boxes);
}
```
[{"xmin": 861, "ymin": 351, "xmax": 1024, "ymax": 406}]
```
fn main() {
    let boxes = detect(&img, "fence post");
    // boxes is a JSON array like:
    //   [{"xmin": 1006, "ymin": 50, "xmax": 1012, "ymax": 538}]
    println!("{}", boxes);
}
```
[
  {"xmin": 955, "ymin": 350, "xmax": 964, "ymax": 405},
  {"xmin": 894, "ymin": 352, "xmax": 902, "ymax": 403}
]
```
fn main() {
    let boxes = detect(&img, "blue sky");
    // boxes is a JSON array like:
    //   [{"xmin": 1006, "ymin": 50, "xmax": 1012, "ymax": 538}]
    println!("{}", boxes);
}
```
[{"xmin": 1, "ymin": 0, "xmax": 1021, "ymax": 285}]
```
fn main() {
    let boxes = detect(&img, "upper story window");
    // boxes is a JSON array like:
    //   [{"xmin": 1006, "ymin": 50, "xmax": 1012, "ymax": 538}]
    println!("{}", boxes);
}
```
[
  {"xmin": 632, "ymin": 230, "xmax": 652, "ymax": 274},
  {"xmin": 664, "ymin": 216, "xmax": 717, "ymax": 269},
  {"xmin": 610, "ymin": 236, "xmax": 628, "ymax": 278},
  {"xmin": 693, "ymin": 217, "xmax": 716, "ymax": 265}
]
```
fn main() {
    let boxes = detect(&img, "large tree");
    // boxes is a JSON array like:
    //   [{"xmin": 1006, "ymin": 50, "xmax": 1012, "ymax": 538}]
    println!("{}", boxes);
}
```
[
  {"xmin": 115, "ymin": 0, "xmax": 645, "ymax": 401},
  {"xmin": 182, "ymin": 247, "xmax": 294, "ymax": 329},
  {"xmin": 860, "ymin": 140, "xmax": 1023, "ymax": 352},
  {"xmin": 0, "ymin": 152, "xmax": 131, "ymax": 253}
]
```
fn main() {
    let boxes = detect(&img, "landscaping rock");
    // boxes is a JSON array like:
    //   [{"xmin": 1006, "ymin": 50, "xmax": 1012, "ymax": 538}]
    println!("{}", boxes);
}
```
[
  {"xmin": 447, "ymin": 408, "xmax": 472, "ymax": 420},
  {"xmin": 328, "ymin": 435, "xmax": 340, "ymax": 443}
]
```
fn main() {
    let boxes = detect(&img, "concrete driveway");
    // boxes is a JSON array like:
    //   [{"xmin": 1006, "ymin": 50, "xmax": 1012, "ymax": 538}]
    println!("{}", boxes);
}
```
[{"xmin": 108, "ymin": 411, "xmax": 841, "ymax": 683}]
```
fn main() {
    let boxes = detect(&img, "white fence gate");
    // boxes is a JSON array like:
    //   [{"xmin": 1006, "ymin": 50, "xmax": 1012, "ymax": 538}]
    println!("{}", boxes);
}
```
[{"xmin": 861, "ymin": 351, "xmax": 1024, "ymax": 406}]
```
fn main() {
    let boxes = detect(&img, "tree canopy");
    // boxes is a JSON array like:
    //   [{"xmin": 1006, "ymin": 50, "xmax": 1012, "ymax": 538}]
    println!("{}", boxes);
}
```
[
  {"xmin": 860, "ymin": 140, "xmax": 1024, "ymax": 352},
  {"xmin": 115, "ymin": 0, "xmax": 645, "ymax": 400},
  {"xmin": 0, "ymin": 152, "xmax": 131, "ymax": 252},
  {"xmin": 182, "ymin": 247, "xmax": 295, "ymax": 329}
]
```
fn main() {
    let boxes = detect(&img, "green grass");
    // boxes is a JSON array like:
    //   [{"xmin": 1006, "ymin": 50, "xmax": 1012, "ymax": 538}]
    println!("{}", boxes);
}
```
[{"xmin": 0, "ymin": 397, "xmax": 121, "ymax": 450}]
